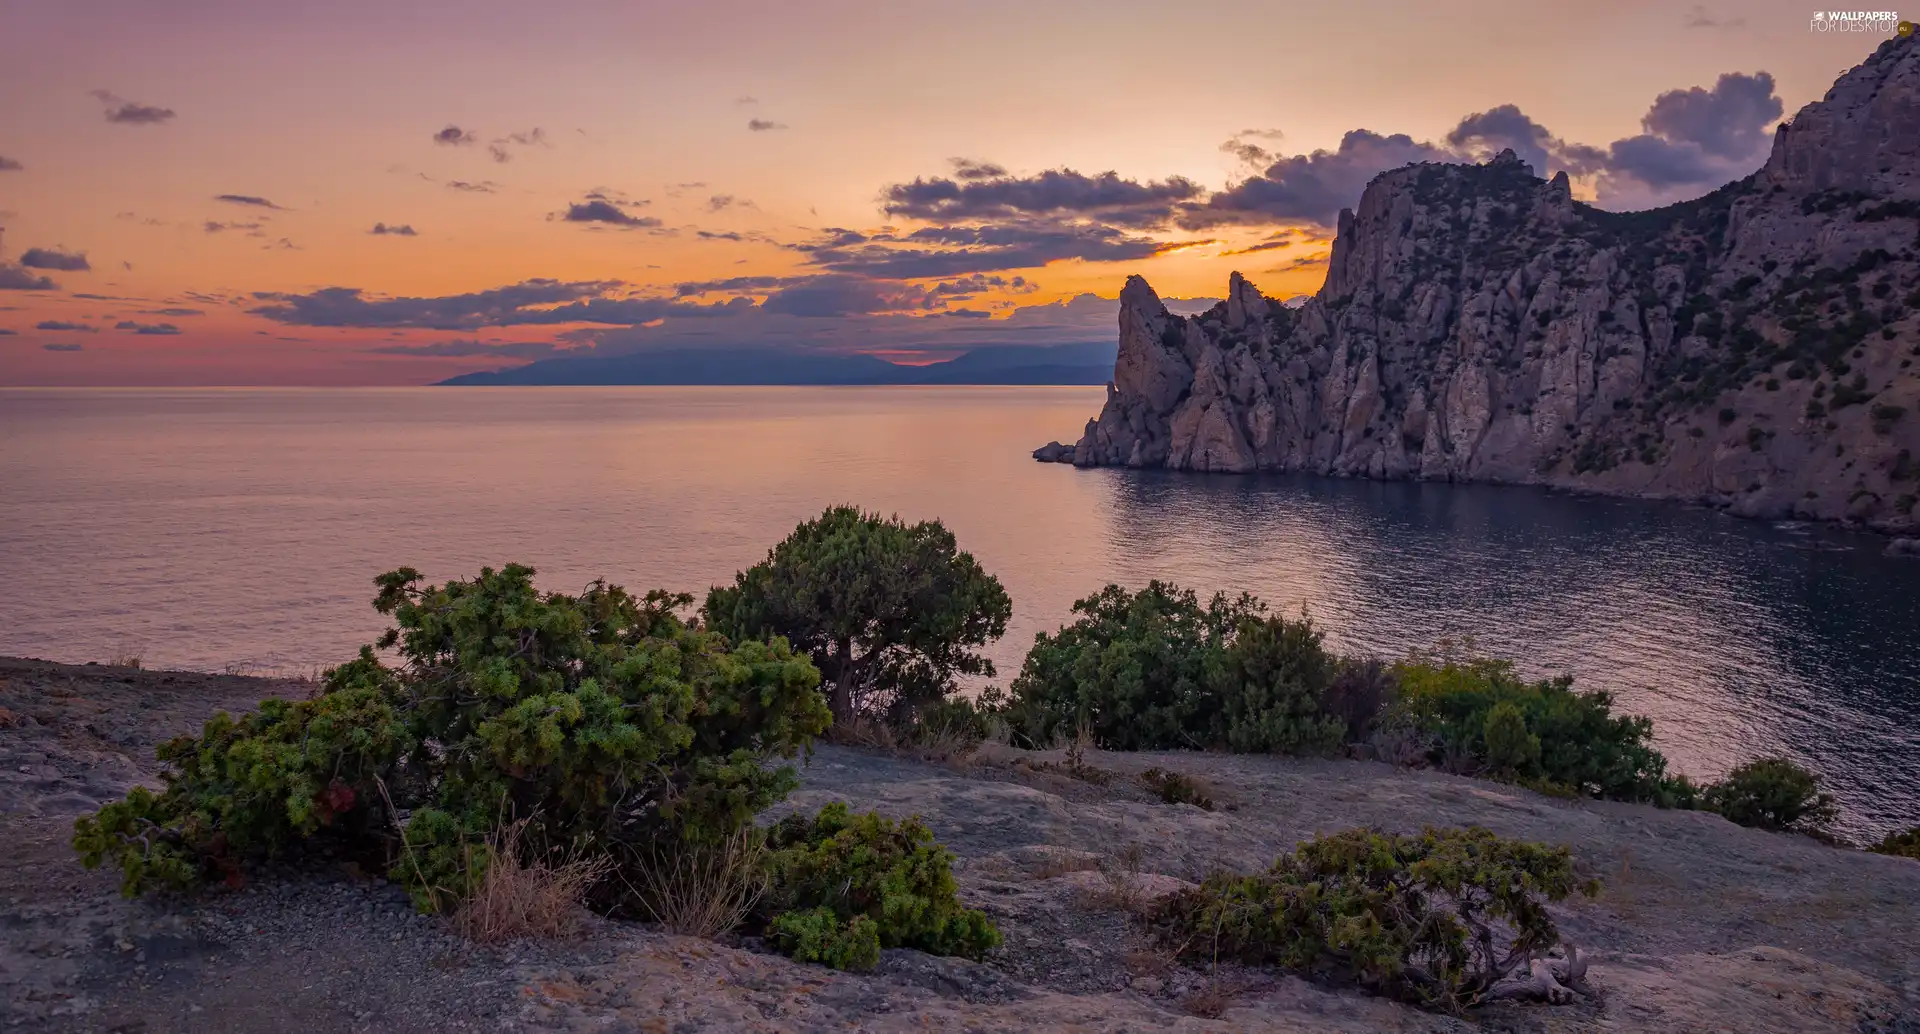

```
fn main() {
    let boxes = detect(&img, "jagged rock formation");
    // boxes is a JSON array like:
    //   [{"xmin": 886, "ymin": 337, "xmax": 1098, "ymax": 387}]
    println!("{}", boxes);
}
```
[{"xmin": 1042, "ymin": 35, "xmax": 1920, "ymax": 532}]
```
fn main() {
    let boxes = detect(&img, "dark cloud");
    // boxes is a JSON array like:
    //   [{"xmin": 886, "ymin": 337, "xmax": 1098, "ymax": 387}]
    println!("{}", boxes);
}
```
[
  {"xmin": 370, "ymin": 222, "xmax": 418, "ymax": 236},
  {"xmin": 1178, "ymin": 130, "xmax": 1453, "ymax": 229},
  {"xmin": 707, "ymin": 194, "xmax": 754, "ymax": 211},
  {"xmin": 1220, "ymin": 129, "xmax": 1287, "ymax": 168},
  {"xmin": 0, "ymin": 156, "xmax": 21, "ymax": 172},
  {"xmin": 1221, "ymin": 231, "xmax": 1297, "ymax": 256},
  {"xmin": 674, "ymin": 274, "xmax": 799, "ymax": 297},
  {"xmin": 69, "ymin": 293, "xmax": 124, "ymax": 301},
  {"xmin": 141, "ymin": 308, "xmax": 204, "ymax": 317},
  {"xmin": 0, "ymin": 328, "xmax": 14, "ymax": 334},
  {"xmin": 434, "ymin": 125, "xmax": 475, "ymax": 146},
  {"xmin": 371, "ymin": 339, "xmax": 565, "ymax": 359},
  {"xmin": 216, "ymin": 194, "xmax": 284, "ymax": 209},
  {"xmin": 950, "ymin": 158, "xmax": 1007, "ymax": 181},
  {"xmin": 795, "ymin": 220, "xmax": 1187, "ymax": 279},
  {"xmin": 446, "ymin": 180, "xmax": 498, "ymax": 193},
  {"xmin": 882, "ymin": 168, "xmax": 1204, "ymax": 230},
  {"xmin": 115, "ymin": 320, "xmax": 182, "ymax": 335},
  {"xmin": 0, "ymin": 264, "xmax": 58, "ymax": 290},
  {"xmin": 747, "ymin": 119, "xmax": 787, "ymax": 132},
  {"xmin": 43, "ymin": 342, "xmax": 84, "ymax": 352},
  {"xmin": 561, "ymin": 200, "xmax": 663, "ymax": 228},
  {"xmin": 945, "ymin": 308, "xmax": 992, "ymax": 318},
  {"xmin": 1638, "ymin": 72, "xmax": 1780, "ymax": 161},
  {"xmin": 91, "ymin": 90, "xmax": 175, "ymax": 125},
  {"xmin": 248, "ymin": 279, "xmax": 622, "ymax": 329},
  {"xmin": 36, "ymin": 320, "xmax": 97, "ymax": 332},
  {"xmin": 204, "ymin": 220, "xmax": 265, "ymax": 234},
  {"xmin": 488, "ymin": 128, "xmax": 548, "ymax": 163},
  {"xmin": 697, "ymin": 230, "xmax": 747, "ymax": 242},
  {"xmin": 21, "ymin": 248, "xmax": 91, "ymax": 271}
]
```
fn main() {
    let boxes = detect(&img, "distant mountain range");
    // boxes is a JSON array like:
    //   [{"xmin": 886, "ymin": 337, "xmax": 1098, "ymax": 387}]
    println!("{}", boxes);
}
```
[{"xmin": 436, "ymin": 342, "xmax": 1118, "ymax": 386}]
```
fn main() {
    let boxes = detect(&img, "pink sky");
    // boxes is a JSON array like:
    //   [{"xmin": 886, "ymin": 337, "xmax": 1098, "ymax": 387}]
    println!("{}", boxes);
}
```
[{"xmin": 0, "ymin": 0, "xmax": 1897, "ymax": 384}]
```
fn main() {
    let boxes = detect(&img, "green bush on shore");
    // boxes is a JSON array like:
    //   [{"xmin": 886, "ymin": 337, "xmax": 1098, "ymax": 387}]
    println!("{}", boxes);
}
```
[{"xmin": 1152, "ymin": 826, "xmax": 1596, "ymax": 1012}]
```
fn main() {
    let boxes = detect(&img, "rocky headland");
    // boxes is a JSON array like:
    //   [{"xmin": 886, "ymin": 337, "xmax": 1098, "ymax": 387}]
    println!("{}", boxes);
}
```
[
  {"xmin": 4, "ymin": 656, "xmax": 1918, "ymax": 1032},
  {"xmin": 1038, "ymin": 35, "xmax": 1920, "ymax": 534}
]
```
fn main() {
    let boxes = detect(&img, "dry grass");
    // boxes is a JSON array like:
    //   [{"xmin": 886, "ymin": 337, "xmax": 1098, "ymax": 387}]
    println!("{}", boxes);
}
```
[
  {"xmin": 1029, "ymin": 847, "xmax": 1102, "ymax": 880},
  {"xmin": 452, "ymin": 822, "xmax": 610, "ymax": 944},
  {"xmin": 1179, "ymin": 975, "xmax": 1257, "ymax": 1019},
  {"xmin": 619, "ymin": 827, "xmax": 769, "ymax": 939},
  {"xmin": 828, "ymin": 713, "xmax": 981, "ymax": 765},
  {"xmin": 105, "ymin": 642, "xmax": 145, "ymax": 670}
]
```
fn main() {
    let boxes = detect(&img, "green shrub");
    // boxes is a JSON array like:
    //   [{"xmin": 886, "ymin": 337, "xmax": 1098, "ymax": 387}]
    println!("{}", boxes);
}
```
[
  {"xmin": 1482, "ymin": 701, "xmax": 1540, "ymax": 775},
  {"xmin": 1004, "ymin": 582, "xmax": 1252, "ymax": 750},
  {"xmin": 769, "ymin": 907, "xmax": 881, "ymax": 970},
  {"xmin": 1871, "ymin": 827, "xmax": 1920, "ymax": 860},
  {"xmin": 1153, "ymin": 827, "xmax": 1594, "ymax": 1011},
  {"xmin": 1386, "ymin": 650, "xmax": 1675, "ymax": 802},
  {"xmin": 760, "ymin": 802, "xmax": 999, "ymax": 969},
  {"xmin": 1703, "ymin": 757, "xmax": 1837, "ymax": 834},
  {"xmin": 705, "ymin": 506, "xmax": 1011, "ymax": 724},
  {"xmin": 1005, "ymin": 584, "xmax": 1367, "ymax": 754},
  {"xmin": 73, "ymin": 564, "xmax": 832, "ymax": 912},
  {"xmin": 1217, "ymin": 614, "xmax": 1348, "ymax": 755}
]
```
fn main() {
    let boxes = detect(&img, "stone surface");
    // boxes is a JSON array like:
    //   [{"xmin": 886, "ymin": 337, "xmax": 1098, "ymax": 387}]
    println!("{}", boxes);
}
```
[
  {"xmin": 1054, "ymin": 36, "xmax": 1920, "ymax": 534},
  {"xmin": 4, "ymin": 657, "xmax": 1918, "ymax": 1032}
]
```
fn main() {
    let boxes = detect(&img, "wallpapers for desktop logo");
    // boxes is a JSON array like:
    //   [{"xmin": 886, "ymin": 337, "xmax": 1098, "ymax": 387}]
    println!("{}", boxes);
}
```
[{"xmin": 1809, "ymin": 9, "xmax": 1906, "ymax": 32}]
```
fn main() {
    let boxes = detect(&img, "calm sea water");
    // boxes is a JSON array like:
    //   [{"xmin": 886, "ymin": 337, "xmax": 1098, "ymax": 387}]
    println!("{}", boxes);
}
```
[{"xmin": 3, "ymin": 387, "xmax": 1917, "ymax": 838}]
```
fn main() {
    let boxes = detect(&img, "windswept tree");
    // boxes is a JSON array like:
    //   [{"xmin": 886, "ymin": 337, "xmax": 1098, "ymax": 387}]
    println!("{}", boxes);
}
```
[{"xmin": 705, "ymin": 506, "xmax": 1012, "ymax": 723}]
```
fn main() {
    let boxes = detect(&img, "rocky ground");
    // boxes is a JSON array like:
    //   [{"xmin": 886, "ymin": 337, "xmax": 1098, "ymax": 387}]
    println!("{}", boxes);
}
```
[{"xmin": 3, "ymin": 656, "xmax": 1918, "ymax": 1033}]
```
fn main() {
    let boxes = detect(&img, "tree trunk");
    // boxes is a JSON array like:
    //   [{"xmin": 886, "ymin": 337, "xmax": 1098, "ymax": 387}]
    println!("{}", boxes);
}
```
[{"xmin": 831, "ymin": 637, "xmax": 855, "ymax": 722}]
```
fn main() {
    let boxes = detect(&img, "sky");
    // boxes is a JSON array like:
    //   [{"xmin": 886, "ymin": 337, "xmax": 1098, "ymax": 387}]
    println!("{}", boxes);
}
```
[{"xmin": 0, "ymin": 0, "xmax": 1902, "ymax": 385}]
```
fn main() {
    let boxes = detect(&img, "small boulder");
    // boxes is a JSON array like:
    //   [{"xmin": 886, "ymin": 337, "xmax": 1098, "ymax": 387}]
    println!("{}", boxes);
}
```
[
  {"xmin": 1032, "ymin": 441, "xmax": 1075, "ymax": 463},
  {"xmin": 1887, "ymin": 537, "xmax": 1920, "ymax": 557}
]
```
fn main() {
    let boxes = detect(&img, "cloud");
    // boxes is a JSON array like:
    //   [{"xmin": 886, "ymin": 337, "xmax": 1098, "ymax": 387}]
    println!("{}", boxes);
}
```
[
  {"xmin": 248, "ymin": 278, "xmax": 623, "ymax": 329},
  {"xmin": 747, "ymin": 118, "xmax": 787, "ymax": 132},
  {"xmin": 216, "ymin": 194, "xmax": 284, "ymax": 209},
  {"xmin": 0, "ymin": 264, "xmax": 58, "ymax": 290},
  {"xmin": 561, "ymin": 200, "xmax": 663, "ymax": 228},
  {"xmin": 0, "ymin": 156, "xmax": 21, "ymax": 172},
  {"xmin": 370, "ymin": 222, "xmax": 418, "ymax": 236},
  {"xmin": 264, "ymin": 238, "xmax": 300, "ymax": 250},
  {"xmin": 91, "ymin": 90, "xmax": 175, "ymax": 125},
  {"xmin": 1178, "ymin": 130, "xmax": 1453, "ymax": 229},
  {"xmin": 141, "ymin": 307, "xmax": 204, "ymax": 317},
  {"xmin": 21, "ymin": 248, "xmax": 91, "ymax": 271},
  {"xmin": 114, "ymin": 320, "xmax": 182, "ymax": 335},
  {"xmin": 707, "ymin": 194, "xmax": 755, "ymax": 211},
  {"xmin": 36, "ymin": 320, "xmax": 97, "ymax": 332},
  {"xmin": 434, "ymin": 125, "xmax": 475, "ymax": 146},
  {"xmin": 204, "ymin": 220, "xmax": 265, "ymax": 234},
  {"xmin": 1176, "ymin": 70, "xmax": 1783, "ymax": 224},
  {"xmin": 43, "ymin": 342, "xmax": 84, "ymax": 352},
  {"xmin": 488, "ymin": 128, "xmax": 548, "ymax": 163},
  {"xmin": 446, "ymin": 180, "xmax": 499, "ymax": 193},
  {"xmin": 882, "ymin": 167, "xmax": 1204, "ymax": 230},
  {"xmin": 793, "ymin": 220, "xmax": 1187, "ymax": 279},
  {"xmin": 371, "ymin": 338, "xmax": 566, "ymax": 359},
  {"xmin": 0, "ymin": 328, "xmax": 13, "ymax": 334},
  {"xmin": 949, "ymin": 158, "xmax": 1007, "ymax": 181},
  {"xmin": 1220, "ymin": 128, "xmax": 1287, "ymax": 168}
]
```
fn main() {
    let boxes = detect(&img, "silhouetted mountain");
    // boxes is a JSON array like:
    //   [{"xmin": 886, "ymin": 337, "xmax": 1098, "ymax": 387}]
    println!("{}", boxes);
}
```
[{"xmin": 436, "ymin": 342, "xmax": 1117, "ymax": 386}]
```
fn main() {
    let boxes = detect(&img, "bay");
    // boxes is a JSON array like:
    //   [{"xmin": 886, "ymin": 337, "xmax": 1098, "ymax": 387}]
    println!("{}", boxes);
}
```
[{"xmin": 2, "ymin": 386, "xmax": 1915, "ymax": 837}]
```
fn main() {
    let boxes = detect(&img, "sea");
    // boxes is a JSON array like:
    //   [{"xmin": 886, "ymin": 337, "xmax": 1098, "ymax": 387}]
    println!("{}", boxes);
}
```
[{"xmin": 3, "ymin": 386, "xmax": 1916, "ymax": 839}]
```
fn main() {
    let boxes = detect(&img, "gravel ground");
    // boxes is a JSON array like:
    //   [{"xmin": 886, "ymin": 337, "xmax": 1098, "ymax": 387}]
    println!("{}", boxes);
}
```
[{"xmin": 3, "ymin": 656, "xmax": 1917, "ymax": 1033}]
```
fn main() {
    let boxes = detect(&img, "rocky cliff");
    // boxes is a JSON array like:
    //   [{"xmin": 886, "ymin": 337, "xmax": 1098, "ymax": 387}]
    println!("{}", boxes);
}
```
[{"xmin": 1040, "ymin": 35, "xmax": 1920, "ymax": 532}]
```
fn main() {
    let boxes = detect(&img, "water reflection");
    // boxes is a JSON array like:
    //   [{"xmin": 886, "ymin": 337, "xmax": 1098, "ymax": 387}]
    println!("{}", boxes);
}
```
[
  {"xmin": 1090, "ymin": 469, "xmax": 1920, "ymax": 833},
  {"xmin": 1, "ymin": 387, "xmax": 1914, "ymax": 839}
]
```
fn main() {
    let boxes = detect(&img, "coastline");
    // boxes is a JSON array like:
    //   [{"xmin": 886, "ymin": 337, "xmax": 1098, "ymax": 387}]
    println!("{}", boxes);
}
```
[{"xmin": 4, "ymin": 655, "xmax": 1917, "ymax": 1032}]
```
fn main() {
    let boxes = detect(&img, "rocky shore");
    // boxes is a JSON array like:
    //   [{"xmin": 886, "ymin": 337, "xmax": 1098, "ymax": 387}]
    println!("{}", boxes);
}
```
[
  {"xmin": 1038, "ymin": 35, "xmax": 1920, "ymax": 535},
  {"xmin": 4, "ymin": 656, "xmax": 1918, "ymax": 1032}
]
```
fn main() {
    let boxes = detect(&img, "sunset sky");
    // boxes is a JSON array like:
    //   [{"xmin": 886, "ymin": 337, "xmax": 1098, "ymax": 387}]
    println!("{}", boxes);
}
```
[{"xmin": 0, "ymin": 0, "xmax": 1898, "ymax": 385}]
